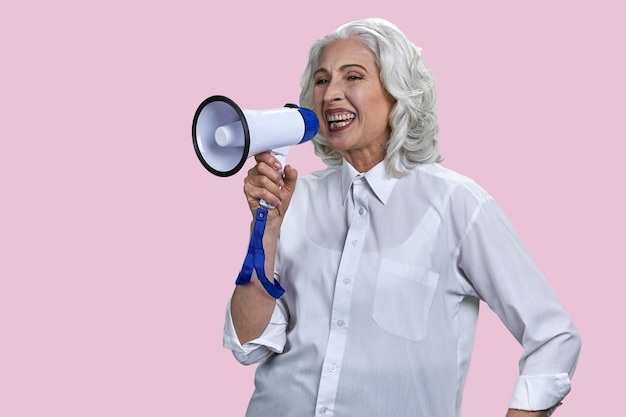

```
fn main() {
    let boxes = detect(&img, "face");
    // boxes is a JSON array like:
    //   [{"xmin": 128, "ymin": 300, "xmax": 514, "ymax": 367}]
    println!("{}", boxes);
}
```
[{"xmin": 313, "ymin": 38, "xmax": 394, "ymax": 170}]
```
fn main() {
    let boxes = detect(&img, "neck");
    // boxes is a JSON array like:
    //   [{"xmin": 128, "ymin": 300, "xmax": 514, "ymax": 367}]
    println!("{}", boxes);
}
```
[{"xmin": 342, "ymin": 149, "xmax": 385, "ymax": 173}]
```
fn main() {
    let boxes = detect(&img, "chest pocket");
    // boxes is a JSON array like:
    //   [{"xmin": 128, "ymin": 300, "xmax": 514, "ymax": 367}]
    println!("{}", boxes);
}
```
[{"xmin": 372, "ymin": 259, "xmax": 439, "ymax": 342}]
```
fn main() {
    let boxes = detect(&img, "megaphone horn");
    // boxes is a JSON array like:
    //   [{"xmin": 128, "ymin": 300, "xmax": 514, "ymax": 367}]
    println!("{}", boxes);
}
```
[{"xmin": 192, "ymin": 95, "xmax": 319, "ymax": 178}]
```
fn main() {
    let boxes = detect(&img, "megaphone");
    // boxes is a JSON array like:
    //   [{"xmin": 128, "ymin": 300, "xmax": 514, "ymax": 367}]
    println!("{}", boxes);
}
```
[{"xmin": 192, "ymin": 95, "xmax": 319, "ymax": 178}]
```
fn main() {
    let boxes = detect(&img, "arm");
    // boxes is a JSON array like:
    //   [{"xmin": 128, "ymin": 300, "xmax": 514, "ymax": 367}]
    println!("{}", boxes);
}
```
[
  {"xmin": 458, "ymin": 196, "xmax": 581, "ymax": 415},
  {"xmin": 230, "ymin": 218, "xmax": 282, "ymax": 344},
  {"xmin": 230, "ymin": 152, "xmax": 298, "ymax": 344}
]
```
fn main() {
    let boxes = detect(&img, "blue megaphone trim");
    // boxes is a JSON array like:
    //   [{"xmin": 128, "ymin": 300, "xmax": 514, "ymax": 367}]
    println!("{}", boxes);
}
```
[{"xmin": 284, "ymin": 104, "xmax": 319, "ymax": 143}]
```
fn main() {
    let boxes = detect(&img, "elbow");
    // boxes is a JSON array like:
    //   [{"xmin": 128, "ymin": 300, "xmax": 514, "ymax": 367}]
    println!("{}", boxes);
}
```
[
  {"xmin": 549, "ymin": 321, "xmax": 582, "ymax": 378},
  {"xmin": 568, "ymin": 325, "xmax": 583, "ymax": 373}
]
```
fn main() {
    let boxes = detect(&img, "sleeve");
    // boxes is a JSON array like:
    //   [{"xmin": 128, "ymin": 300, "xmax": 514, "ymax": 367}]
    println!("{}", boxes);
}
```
[
  {"xmin": 457, "ymin": 196, "xmax": 581, "ymax": 415},
  {"xmin": 222, "ymin": 297, "xmax": 289, "ymax": 365}
]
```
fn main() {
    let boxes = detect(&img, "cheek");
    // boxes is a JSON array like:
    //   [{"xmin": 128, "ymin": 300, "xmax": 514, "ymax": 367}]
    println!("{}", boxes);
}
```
[
  {"xmin": 313, "ymin": 106, "xmax": 324, "ymax": 127},
  {"xmin": 312, "ymin": 95, "xmax": 324, "ymax": 127},
  {"xmin": 312, "ymin": 86, "xmax": 324, "ymax": 103},
  {"xmin": 312, "ymin": 91, "xmax": 323, "ymax": 113}
]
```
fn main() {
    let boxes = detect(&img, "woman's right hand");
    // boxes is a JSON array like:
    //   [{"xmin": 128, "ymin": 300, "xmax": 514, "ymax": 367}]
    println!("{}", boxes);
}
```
[{"xmin": 243, "ymin": 152, "xmax": 298, "ymax": 221}]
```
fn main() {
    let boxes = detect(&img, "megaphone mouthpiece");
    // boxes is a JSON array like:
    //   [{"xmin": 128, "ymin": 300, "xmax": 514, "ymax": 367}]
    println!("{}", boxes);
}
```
[{"xmin": 215, "ymin": 121, "xmax": 244, "ymax": 148}]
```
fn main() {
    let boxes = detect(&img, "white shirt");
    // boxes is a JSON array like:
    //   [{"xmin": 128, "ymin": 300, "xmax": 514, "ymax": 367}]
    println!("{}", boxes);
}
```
[{"xmin": 223, "ymin": 160, "xmax": 580, "ymax": 417}]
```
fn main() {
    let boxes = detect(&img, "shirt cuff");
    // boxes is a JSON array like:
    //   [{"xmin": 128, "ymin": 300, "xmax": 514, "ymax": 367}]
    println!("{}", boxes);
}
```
[
  {"xmin": 509, "ymin": 373, "xmax": 571, "ymax": 416},
  {"xmin": 222, "ymin": 299, "xmax": 288, "ymax": 365}
]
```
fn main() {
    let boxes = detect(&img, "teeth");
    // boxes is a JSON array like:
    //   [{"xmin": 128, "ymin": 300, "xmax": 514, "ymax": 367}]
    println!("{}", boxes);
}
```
[
  {"xmin": 326, "ymin": 113, "xmax": 355, "ymax": 122},
  {"xmin": 330, "ymin": 120, "xmax": 351, "ymax": 128}
]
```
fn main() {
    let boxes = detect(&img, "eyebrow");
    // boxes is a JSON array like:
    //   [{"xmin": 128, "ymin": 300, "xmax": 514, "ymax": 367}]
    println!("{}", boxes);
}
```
[{"xmin": 314, "ymin": 64, "xmax": 369, "ymax": 76}]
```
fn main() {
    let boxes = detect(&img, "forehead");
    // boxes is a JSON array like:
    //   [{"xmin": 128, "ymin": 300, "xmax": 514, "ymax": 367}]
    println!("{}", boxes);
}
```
[{"xmin": 317, "ymin": 38, "xmax": 378, "ymax": 70}]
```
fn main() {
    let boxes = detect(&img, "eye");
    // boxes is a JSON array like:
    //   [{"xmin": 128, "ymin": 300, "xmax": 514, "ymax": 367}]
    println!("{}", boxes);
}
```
[
  {"xmin": 315, "ymin": 78, "xmax": 328, "ymax": 86},
  {"xmin": 347, "ymin": 75, "xmax": 363, "ymax": 81}
]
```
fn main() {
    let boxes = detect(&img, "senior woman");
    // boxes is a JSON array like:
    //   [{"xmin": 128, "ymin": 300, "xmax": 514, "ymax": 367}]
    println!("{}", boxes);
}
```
[{"xmin": 223, "ymin": 18, "xmax": 581, "ymax": 417}]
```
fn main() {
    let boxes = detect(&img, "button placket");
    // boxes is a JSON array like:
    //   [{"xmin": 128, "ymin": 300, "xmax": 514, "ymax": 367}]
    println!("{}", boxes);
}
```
[{"xmin": 314, "ymin": 177, "xmax": 370, "ymax": 417}]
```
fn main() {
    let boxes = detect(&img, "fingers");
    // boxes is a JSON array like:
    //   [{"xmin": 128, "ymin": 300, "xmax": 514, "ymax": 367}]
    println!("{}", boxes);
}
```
[
  {"xmin": 255, "ymin": 152, "xmax": 285, "ymax": 188},
  {"xmin": 244, "ymin": 152, "xmax": 286, "ymax": 209},
  {"xmin": 282, "ymin": 164, "xmax": 298, "ymax": 194},
  {"xmin": 254, "ymin": 152, "xmax": 283, "ymax": 173}
]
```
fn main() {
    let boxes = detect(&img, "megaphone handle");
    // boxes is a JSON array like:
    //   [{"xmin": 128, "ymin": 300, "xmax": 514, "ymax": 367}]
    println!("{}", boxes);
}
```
[{"xmin": 259, "ymin": 147, "xmax": 289, "ymax": 209}]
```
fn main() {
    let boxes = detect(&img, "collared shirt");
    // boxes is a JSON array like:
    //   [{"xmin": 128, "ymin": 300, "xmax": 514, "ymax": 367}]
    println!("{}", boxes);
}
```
[{"xmin": 223, "ymin": 160, "xmax": 581, "ymax": 417}]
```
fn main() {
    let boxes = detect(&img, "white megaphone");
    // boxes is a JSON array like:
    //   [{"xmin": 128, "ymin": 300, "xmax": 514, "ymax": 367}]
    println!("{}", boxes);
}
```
[{"xmin": 192, "ymin": 95, "xmax": 319, "ymax": 179}]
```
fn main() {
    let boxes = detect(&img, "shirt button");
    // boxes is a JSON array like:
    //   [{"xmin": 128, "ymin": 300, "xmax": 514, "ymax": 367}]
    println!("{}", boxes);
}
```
[
  {"xmin": 351, "ymin": 239, "xmax": 358, "ymax": 246},
  {"xmin": 319, "ymin": 407, "xmax": 327, "ymax": 414},
  {"xmin": 330, "ymin": 364, "xmax": 337, "ymax": 372},
  {"xmin": 336, "ymin": 320, "xmax": 344, "ymax": 327},
  {"xmin": 359, "ymin": 207, "xmax": 365, "ymax": 215},
  {"xmin": 343, "ymin": 277, "xmax": 351, "ymax": 285}
]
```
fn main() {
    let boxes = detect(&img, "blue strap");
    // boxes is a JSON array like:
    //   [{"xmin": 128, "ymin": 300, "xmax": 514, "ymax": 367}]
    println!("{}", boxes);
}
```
[{"xmin": 235, "ymin": 207, "xmax": 285, "ymax": 299}]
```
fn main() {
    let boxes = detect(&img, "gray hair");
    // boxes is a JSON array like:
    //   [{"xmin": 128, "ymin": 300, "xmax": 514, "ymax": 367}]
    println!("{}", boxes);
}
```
[{"xmin": 299, "ymin": 18, "xmax": 442, "ymax": 177}]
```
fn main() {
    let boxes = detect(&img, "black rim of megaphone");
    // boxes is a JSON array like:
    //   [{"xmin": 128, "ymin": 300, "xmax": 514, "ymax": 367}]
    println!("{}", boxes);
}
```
[{"xmin": 192, "ymin": 95, "xmax": 250, "ymax": 177}]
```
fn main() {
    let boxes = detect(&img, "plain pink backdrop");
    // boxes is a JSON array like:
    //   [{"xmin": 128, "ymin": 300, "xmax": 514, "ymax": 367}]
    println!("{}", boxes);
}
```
[{"xmin": 1, "ymin": 1, "xmax": 623, "ymax": 416}]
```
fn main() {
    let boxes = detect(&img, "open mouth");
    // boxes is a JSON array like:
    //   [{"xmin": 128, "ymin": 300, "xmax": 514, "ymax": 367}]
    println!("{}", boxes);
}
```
[{"xmin": 327, "ymin": 112, "xmax": 355, "ymax": 129}]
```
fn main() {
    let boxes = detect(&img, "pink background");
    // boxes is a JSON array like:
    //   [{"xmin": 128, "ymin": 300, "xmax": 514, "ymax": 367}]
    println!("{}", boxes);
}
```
[{"xmin": 1, "ymin": 1, "xmax": 623, "ymax": 415}]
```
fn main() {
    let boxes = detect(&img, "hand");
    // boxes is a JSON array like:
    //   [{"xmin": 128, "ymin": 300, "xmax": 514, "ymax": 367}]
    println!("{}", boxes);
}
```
[{"xmin": 243, "ymin": 152, "xmax": 298, "ymax": 220}]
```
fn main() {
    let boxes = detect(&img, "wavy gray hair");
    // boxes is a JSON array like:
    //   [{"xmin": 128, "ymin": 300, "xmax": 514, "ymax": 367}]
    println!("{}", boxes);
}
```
[{"xmin": 299, "ymin": 18, "xmax": 442, "ymax": 177}]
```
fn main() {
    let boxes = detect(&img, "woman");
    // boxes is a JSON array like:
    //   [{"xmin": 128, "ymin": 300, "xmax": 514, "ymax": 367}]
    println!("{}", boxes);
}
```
[{"xmin": 223, "ymin": 18, "xmax": 580, "ymax": 417}]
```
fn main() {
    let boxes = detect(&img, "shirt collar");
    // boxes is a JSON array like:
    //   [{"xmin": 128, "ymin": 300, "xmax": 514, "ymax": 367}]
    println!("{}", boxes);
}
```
[{"xmin": 340, "ymin": 159, "xmax": 399, "ymax": 206}]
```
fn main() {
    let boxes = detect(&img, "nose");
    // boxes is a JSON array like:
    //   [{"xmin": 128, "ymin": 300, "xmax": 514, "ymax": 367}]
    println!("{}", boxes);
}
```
[{"xmin": 323, "ymin": 78, "xmax": 343, "ymax": 104}]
